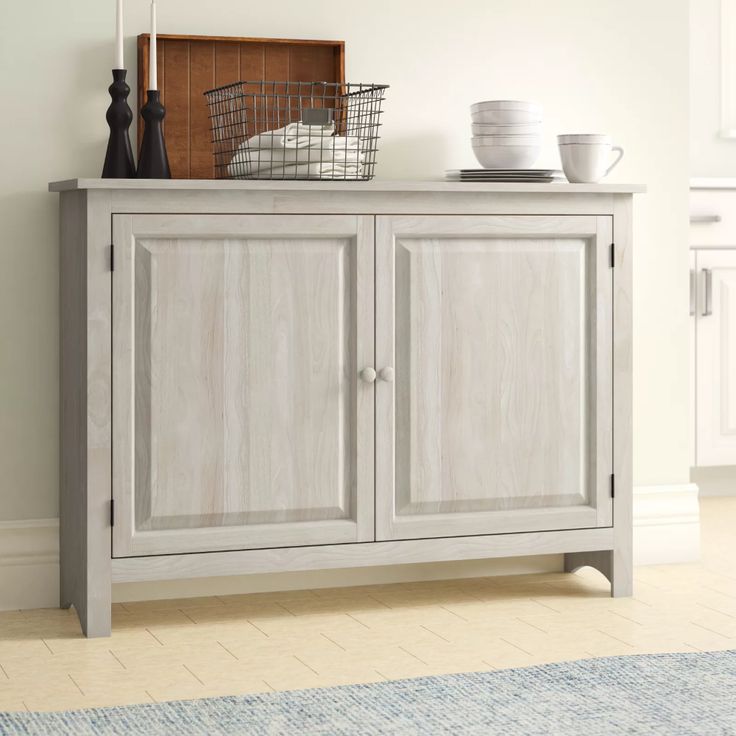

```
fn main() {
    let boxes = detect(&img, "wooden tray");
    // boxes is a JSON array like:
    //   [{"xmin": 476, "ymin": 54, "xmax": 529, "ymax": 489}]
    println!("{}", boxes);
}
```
[{"xmin": 137, "ymin": 34, "xmax": 345, "ymax": 179}]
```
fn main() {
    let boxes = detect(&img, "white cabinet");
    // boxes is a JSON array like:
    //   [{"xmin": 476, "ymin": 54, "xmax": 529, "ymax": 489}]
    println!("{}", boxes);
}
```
[
  {"xmin": 55, "ymin": 179, "xmax": 637, "ymax": 636},
  {"xmin": 690, "ymin": 184, "xmax": 736, "ymax": 466},
  {"xmin": 375, "ymin": 215, "xmax": 613, "ymax": 540},
  {"xmin": 112, "ymin": 214, "xmax": 375, "ymax": 555},
  {"xmin": 693, "ymin": 249, "xmax": 736, "ymax": 466}
]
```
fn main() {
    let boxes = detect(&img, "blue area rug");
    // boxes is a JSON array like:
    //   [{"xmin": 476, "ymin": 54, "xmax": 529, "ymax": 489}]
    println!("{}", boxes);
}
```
[{"xmin": 1, "ymin": 651, "xmax": 735, "ymax": 735}]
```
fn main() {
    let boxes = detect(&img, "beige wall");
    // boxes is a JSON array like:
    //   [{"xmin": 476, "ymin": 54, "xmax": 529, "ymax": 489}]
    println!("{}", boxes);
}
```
[{"xmin": 0, "ymin": 0, "xmax": 690, "ymax": 524}]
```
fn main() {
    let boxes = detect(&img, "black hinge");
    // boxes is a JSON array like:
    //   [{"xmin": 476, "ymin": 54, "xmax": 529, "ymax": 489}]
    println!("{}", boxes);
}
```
[
  {"xmin": 110, "ymin": 243, "xmax": 115, "ymax": 272},
  {"xmin": 110, "ymin": 499, "xmax": 115, "ymax": 527},
  {"xmin": 609, "ymin": 242, "xmax": 615, "ymax": 268},
  {"xmin": 610, "ymin": 473, "xmax": 615, "ymax": 499}
]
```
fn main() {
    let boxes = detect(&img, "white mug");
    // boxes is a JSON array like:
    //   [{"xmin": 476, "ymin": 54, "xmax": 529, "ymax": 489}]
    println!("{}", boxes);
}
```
[{"xmin": 557, "ymin": 134, "xmax": 624, "ymax": 183}]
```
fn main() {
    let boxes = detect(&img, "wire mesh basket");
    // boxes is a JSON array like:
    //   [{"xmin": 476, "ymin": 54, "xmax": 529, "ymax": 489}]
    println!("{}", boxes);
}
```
[{"xmin": 204, "ymin": 81, "xmax": 388, "ymax": 181}]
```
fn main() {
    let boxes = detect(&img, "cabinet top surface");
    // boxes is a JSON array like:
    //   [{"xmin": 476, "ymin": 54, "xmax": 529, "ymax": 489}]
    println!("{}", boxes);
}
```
[{"xmin": 48, "ymin": 178, "xmax": 644, "ymax": 194}]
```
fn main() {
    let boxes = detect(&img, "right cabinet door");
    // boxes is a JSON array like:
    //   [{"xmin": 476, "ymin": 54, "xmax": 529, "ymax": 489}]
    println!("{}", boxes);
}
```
[
  {"xmin": 696, "ymin": 249, "xmax": 736, "ymax": 465},
  {"xmin": 375, "ymin": 215, "xmax": 613, "ymax": 540}
]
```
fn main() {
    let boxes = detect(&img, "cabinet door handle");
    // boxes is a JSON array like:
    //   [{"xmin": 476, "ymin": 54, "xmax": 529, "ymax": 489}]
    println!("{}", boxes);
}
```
[
  {"xmin": 690, "ymin": 269, "xmax": 696, "ymax": 316},
  {"xmin": 360, "ymin": 367, "xmax": 377, "ymax": 383},
  {"xmin": 702, "ymin": 268, "xmax": 713, "ymax": 316},
  {"xmin": 378, "ymin": 366, "xmax": 394, "ymax": 382},
  {"xmin": 690, "ymin": 214, "xmax": 722, "ymax": 224}
]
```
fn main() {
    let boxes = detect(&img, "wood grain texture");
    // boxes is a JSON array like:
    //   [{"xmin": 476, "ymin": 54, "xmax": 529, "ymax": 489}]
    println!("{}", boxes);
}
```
[
  {"xmin": 394, "ymin": 237, "xmax": 585, "ymax": 509},
  {"xmin": 215, "ymin": 42, "xmax": 241, "ymax": 87},
  {"xmin": 136, "ymin": 35, "xmax": 345, "ymax": 179},
  {"xmin": 98, "ymin": 190, "xmax": 627, "ymax": 220},
  {"xmin": 593, "ymin": 216, "xmax": 614, "ymax": 528},
  {"xmin": 611, "ymin": 195, "xmax": 634, "ymax": 596},
  {"xmin": 111, "ymin": 527, "xmax": 615, "ymax": 583},
  {"xmin": 161, "ymin": 40, "xmax": 190, "ymax": 177},
  {"xmin": 376, "ymin": 215, "xmax": 613, "ymax": 541},
  {"xmin": 85, "ymin": 191, "xmax": 115, "ymax": 635},
  {"xmin": 189, "ymin": 41, "xmax": 215, "ymax": 177},
  {"xmin": 50, "ymin": 179, "xmax": 645, "ymax": 194},
  {"xmin": 54, "ymin": 184, "xmax": 637, "ymax": 634},
  {"xmin": 60, "ymin": 190, "xmax": 114, "ymax": 637},
  {"xmin": 59, "ymin": 190, "xmax": 86, "ymax": 614},
  {"xmin": 112, "ymin": 214, "xmax": 374, "ymax": 557}
]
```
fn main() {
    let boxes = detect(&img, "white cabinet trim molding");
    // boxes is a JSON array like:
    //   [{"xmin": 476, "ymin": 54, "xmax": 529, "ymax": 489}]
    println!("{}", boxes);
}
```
[
  {"xmin": 632, "ymin": 484, "xmax": 700, "ymax": 565},
  {"xmin": 0, "ymin": 518, "xmax": 59, "ymax": 566}
]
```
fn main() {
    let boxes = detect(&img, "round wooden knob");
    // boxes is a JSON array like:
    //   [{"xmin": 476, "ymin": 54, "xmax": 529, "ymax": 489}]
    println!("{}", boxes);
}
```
[
  {"xmin": 360, "ymin": 367, "xmax": 377, "ymax": 383},
  {"xmin": 379, "ymin": 367, "xmax": 394, "ymax": 382}
]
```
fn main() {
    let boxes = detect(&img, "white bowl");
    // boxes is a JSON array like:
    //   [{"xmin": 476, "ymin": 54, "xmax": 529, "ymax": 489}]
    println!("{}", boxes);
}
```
[
  {"xmin": 470, "ymin": 100, "xmax": 542, "ymax": 125},
  {"xmin": 473, "ymin": 134, "xmax": 541, "ymax": 146},
  {"xmin": 472, "ymin": 122, "xmax": 541, "ymax": 136},
  {"xmin": 472, "ymin": 109, "xmax": 542, "ymax": 125},
  {"xmin": 471, "ymin": 143, "xmax": 541, "ymax": 169},
  {"xmin": 470, "ymin": 100, "xmax": 541, "ymax": 113}
]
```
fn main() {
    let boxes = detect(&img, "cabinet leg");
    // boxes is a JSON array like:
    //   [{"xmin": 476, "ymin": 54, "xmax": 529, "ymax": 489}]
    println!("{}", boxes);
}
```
[
  {"xmin": 80, "ymin": 601, "xmax": 112, "ymax": 638},
  {"xmin": 60, "ymin": 565, "xmax": 75, "ymax": 611},
  {"xmin": 564, "ymin": 549, "xmax": 632, "ymax": 598},
  {"xmin": 60, "ymin": 569, "xmax": 112, "ymax": 637}
]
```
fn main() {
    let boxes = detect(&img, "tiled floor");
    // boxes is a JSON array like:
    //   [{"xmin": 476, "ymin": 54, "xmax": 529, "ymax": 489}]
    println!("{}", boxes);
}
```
[{"xmin": 1, "ymin": 498, "xmax": 735, "ymax": 713}]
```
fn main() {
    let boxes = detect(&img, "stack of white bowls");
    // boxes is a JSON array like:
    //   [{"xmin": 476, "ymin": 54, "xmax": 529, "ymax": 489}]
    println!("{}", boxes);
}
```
[{"xmin": 470, "ymin": 100, "xmax": 542, "ymax": 169}]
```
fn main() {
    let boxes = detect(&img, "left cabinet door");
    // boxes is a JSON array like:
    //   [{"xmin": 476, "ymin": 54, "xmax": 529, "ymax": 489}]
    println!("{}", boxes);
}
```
[{"xmin": 112, "ymin": 214, "xmax": 374, "ymax": 557}]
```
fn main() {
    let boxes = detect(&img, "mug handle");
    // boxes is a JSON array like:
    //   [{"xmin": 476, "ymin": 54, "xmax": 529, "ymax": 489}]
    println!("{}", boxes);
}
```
[{"xmin": 606, "ymin": 146, "xmax": 624, "ymax": 176}]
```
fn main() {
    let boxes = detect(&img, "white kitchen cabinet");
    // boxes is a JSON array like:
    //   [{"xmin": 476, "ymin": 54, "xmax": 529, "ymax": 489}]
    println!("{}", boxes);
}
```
[
  {"xmin": 54, "ymin": 178, "xmax": 639, "ymax": 636},
  {"xmin": 690, "ymin": 183, "xmax": 736, "ymax": 466},
  {"xmin": 692, "ymin": 249, "xmax": 736, "ymax": 465},
  {"xmin": 690, "ymin": 249, "xmax": 697, "ymax": 468}
]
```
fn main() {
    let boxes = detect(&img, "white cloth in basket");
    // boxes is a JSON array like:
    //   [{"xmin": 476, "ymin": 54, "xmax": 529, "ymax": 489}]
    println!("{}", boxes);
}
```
[
  {"xmin": 230, "ymin": 159, "xmax": 363, "ymax": 180},
  {"xmin": 247, "ymin": 122, "xmax": 360, "ymax": 150},
  {"xmin": 228, "ymin": 121, "xmax": 364, "ymax": 178},
  {"xmin": 228, "ymin": 145, "xmax": 363, "ymax": 178}
]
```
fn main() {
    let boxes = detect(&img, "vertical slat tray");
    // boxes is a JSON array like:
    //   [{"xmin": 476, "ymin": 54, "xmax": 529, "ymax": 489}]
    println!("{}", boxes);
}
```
[{"xmin": 137, "ymin": 34, "xmax": 346, "ymax": 179}]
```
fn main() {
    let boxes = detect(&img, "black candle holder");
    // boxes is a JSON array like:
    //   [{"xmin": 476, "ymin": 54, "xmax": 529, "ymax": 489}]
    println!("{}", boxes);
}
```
[
  {"xmin": 137, "ymin": 90, "xmax": 171, "ymax": 179},
  {"xmin": 102, "ymin": 69, "xmax": 136, "ymax": 178}
]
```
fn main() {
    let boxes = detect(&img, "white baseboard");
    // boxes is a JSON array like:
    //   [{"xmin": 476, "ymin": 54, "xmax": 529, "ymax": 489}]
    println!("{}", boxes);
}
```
[
  {"xmin": 690, "ymin": 466, "xmax": 736, "ymax": 496},
  {"xmin": 0, "ymin": 486, "xmax": 701, "ymax": 610},
  {"xmin": 633, "ymin": 483, "xmax": 701, "ymax": 565},
  {"xmin": 0, "ymin": 519, "xmax": 59, "ymax": 611}
]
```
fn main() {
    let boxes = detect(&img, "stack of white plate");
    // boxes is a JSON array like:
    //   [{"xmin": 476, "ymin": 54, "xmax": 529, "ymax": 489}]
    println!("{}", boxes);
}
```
[
  {"xmin": 470, "ymin": 100, "xmax": 542, "ymax": 169},
  {"xmin": 446, "ymin": 168, "xmax": 563, "ymax": 183}
]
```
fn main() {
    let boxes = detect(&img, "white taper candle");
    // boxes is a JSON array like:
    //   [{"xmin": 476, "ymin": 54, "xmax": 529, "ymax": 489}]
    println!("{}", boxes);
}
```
[
  {"xmin": 115, "ymin": 0, "xmax": 124, "ymax": 69},
  {"xmin": 148, "ymin": 0, "xmax": 157, "ymax": 90}
]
